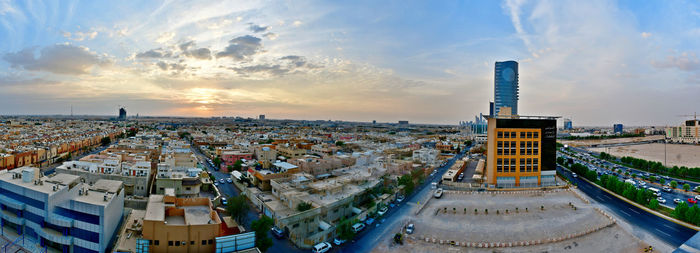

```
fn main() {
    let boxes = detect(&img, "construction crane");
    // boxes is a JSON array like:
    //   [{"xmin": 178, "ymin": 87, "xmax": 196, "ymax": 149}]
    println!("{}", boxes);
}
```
[{"xmin": 676, "ymin": 112, "xmax": 697, "ymax": 120}]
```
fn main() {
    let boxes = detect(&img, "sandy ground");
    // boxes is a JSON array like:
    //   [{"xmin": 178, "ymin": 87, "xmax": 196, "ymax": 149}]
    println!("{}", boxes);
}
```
[
  {"xmin": 371, "ymin": 190, "xmax": 651, "ymax": 253},
  {"xmin": 589, "ymin": 143, "xmax": 700, "ymax": 168},
  {"xmin": 560, "ymin": 135, "xmax": 664, "ymax": 147}
]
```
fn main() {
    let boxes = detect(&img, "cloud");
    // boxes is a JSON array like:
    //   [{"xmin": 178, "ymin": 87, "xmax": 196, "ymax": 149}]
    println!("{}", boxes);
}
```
[
  {"xmin": 280, "ymin": 55, "xmax": 319, "ymax": 68},
  {"xmin": 293, "ymin": 20, "xmax": 303, "ymax": 27},
  {"xmin": 651, "ymin": 52, "xmax": 700, "ymax": 71},
  {"xmin": 641, "ymin": 32, "xmax": 652, "ymax": 38},
  {"xmin": 135, "ymin": 48, "xmax": 173, "ymax": 58},
  {"xmin": 178, "ymin": 40, "xmax": 212, "ymax": 60},
  {"xmin": 263, "ymin": 32, "xmax": 278, "ymax": 40},
  {"xmin": 503, "ymin": 0, "xmax": 532, "ymax": 52},
  {"xmin": 3, "ymin": 44, "xmax": 110, "ymax": 75},
  {"xmin": 215, "ymin": 35, "xmax": 263, "ymax": 60},
  {"xmin": 156, "ymin": 32, "xmax": 176, "ymax": 43},
  {"xmin": 230, "ymin": 64, "xmax": 288, "ymax": 77},
  {"xmin": 248, "ymin": 23, "xmax": 269, "ymax": 33},
  {"xmin": 156, "ymin": 61, "xmax": 187, "ymax": 72}
]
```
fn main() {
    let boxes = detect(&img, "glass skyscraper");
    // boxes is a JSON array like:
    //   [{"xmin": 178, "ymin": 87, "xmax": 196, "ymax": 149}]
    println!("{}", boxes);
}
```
[{"xmin": 494, "ymin": 61, "xmax": 519, "ymax": 116}]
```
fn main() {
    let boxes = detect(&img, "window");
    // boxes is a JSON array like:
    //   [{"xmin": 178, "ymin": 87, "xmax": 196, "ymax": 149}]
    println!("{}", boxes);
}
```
[
  {"xmin": 520, "ymin": 158, "xmax": 525, "ymax": 172},
  {"xmin": 175, "ymin": 241, "xmax": 181, "ymax": 246},
  {"xmin": 497, "ymin": 131, "xmax": 503, "ymax": 138},
  {"xmin": 191, "ymin": 241, "xmax": 194, "ymax": 245},
  {"xmin": 520, "ymin": 132, "xmax": 526, "ymax": 138},
  {"xmin": 186, "ymin": 187, "xmax": 191, "ymax": 191},
  {"xmin": 169, "ymin": 241, "xmax": 174, "ymax": 246},
  {"xmin": 526, "ymin": 158, "xmax": 532, "ymax": 172},
  {"xmin": 511, "ymin": 132, "xmax": 516, "ymax": 138},
  {"xmin": 208, "ymin": 240, "xmax": 213, "ymax": 245},
  {"xmin": 149, "ymin": 240, "xmax": 153, "ymax": 245},
  {"xmin": 527, "ymin": 132, "xmax": 532, "ymax": 138},
  {"xmin": 182, "ymin": 241, "xmax": 186, "ymax": 246},
  {"xmin": 155, "ymin": 240, "xmax": 159, "ymax": 246},
  {"xmin": 202, "ymin": 240, "xmax": 207, "ymax": 245},
  {"xmin": 533, "ymin": 159, "xmax": 539, "ymax": 171},
  {"xmin": 497, "ymin": 141, "xmax": 503, "ymax": 147},
  {"xmin": 533, "ymin": 132, "xmax": 539, "ymax": 139},
  {"xmin": 497, "ymin": 158, "xmax": 503, "ymax": 172},
  {"xmin": 293, "ymin": 223, "xmax": 299, "ymax": 228},
  {"xmin": 159, "ymin": 187, "xmax": 164, "ymax": 192},
  {"xmin": 510, "ymin": 159, "xmax": 516, "ymax": 172},
  {"xmin": 503, "ymin": 141, "xmax": 509, "ymax": 148}
]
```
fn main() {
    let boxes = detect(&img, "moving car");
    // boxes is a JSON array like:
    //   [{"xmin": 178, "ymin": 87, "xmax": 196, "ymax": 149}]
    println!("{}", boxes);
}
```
[
  {"xmin": 696, "ymin": 195, "xmax": 700, "ymax": 201},
  {"xmin": 226, "ymin": 178, "xmax": 233, "ymax": 183},
  {"xmin": 406, "ymin": 223, "xmax": 414, "ymax": 234},
  {"xmin": 312, "ymin": 242, "xmax": 332, "ymax": 253},
  {"xmin": 333, "ymin": 238, "xmax": 346, "ymax": 246},
  {"xmin": 271, "ymin": 226, "xmax": 284, "ymax": 239},
  {"xmin": 688, "ymin": 198, "xmax": 698, "ymax": 204},
  {"xmin": 434, "ymin": 188, "xmax": 443, "ymax": 199},
  {"xmin": 214, "ymin": 182, "xmax": 219, "ymax": 186},
  {"xmin": 352, "ymin": 223, "xmax": 366, "ymax": 233},
  {"xmin": 431, "ymin": 182, "xmax": 438, "ymax": 189},
  {"xmin": 396, "ymin": 195, "xmax": 405, "ymax": 203},
  {"xmin": 219, "ymin": 179, "xmax": 225, "ymax": 184},
  {"xmin": 221, "ymin": 197, "xmax": 228, "ymax": 206},
  {"xmin": 663, "ymin": 186, "xmax": 672, "ymax": 192},
  {"xmin": 657, "ymin": 197, "xmax": 666, "ymax": 204},
  {"xmin": 674, "ymin": 198, "xmax": 684, "ymax": 204},
  {"xmin": 572, "ymin": 173, "xmax": 578, "ymax": 178}
]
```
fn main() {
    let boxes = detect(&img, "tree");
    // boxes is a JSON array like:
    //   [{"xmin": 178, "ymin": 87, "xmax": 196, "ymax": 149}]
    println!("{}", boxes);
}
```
[
  {"xmin": 297, "ymin": 202, "xmax": 313, "ymax": 212},
  {"xmin": 233, "ymin": 160, "xmax": 243, "ymax": 170},
  {"xmin": 226, "ymin": 195, "xmax": 250, "ymax": 224},
  {"xmin": 398, "ymin": 174, "xmax": 415, "ymax": 195},
  {"xmin": 251, "ymin": 216, "xmax": 274, "ymax": 252},
  {"xmin": 335, "ymin": 141, "xmax": 345, "ymax": 146},
  {"xmin": 213, "ymin": 156, "xmax": 222, "ymax": 168},
  {"xmin": 670, "ymin": 180, "xmax": 678, "ymax": 189},
  {"xmin": 660, "ymin": 178, "xmax": 666, "ymax": 185},
  {"xmin": 336, "ymin": 218, "xmax": 356, "ymax": 240},
  {"xmin": 100, "ymin": 136, "xmax": 111, "ymax": 146},
  {"xmin": 648, "ymin": 199, "xmax": 659, "ymax": 210},
  {"xmin": 683, "ymin": 183, "xmax": 691, "ymax": 192}
]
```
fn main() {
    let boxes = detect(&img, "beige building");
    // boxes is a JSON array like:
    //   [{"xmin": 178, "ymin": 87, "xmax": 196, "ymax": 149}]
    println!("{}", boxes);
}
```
[
  {"xmin": 277, "ymin": 145, "xmax": 307, "ymax": 159},
  {"xmin": 142, "ymin": 192, "xmax": 222, "ymax": 253},
  {"xmin": 666, "ymin": 119, "xmax": 700, "ymax": 144}
]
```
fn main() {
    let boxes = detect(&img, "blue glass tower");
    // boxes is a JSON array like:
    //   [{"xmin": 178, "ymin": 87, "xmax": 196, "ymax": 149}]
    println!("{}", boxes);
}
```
[{"xmin": 494, "ymin": 61, "xmax": 519, "ymax": 116}]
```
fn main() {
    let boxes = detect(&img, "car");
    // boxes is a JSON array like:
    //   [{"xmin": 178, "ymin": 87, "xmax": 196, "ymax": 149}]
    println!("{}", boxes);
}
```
[
  {"xmin": 219, "ymin": 179, "xmax": 225, "ymax": 184},
  {"xmin": 657, "ymin": 197, "xmax": 666, "ymax": 204},
  {"xmin": 663, "ymin": 186, "xmax": 672, "ymax": 192},
  {"xmin": 434, "ymin": 188, "xmax": 443, "ymax": 198},
  {"xmin": 572, "ymin": 173, "xmax": 578, "ymax": 178},
  {"xmin": 696, "ymin": 195, "xmax": 700, "ymax": 201},
  {"xmin": 365, "ymin": 218, "xmax": 375, "ymax": 225},
  {"xmin": 431, "ymin": 182, "xmax": 438, "ymax": 189},
  {"xmin": 333, "ymin": 238, "xmax": 346, "ymax": 246},
  {"xmin": 689, "ymin": 198, "xmax": 698, "ymax": 204},
  {"xmin": 221, "ymin": 197, "xmax": 228, "ymax": 206},
  {"xmin": 351, "ymin": 223, "xmax": 366, "ymax": 233},
  {"xmin": 406, "ymin": 223, "xmax": 414, "ymax": 234},
  {"xmin": 377, "ymin": 206, "xmax": 388, "ymax": 216},
  {"xmin": 396, "ymin": 195, "xmax": 405, "ymax": 203},
  {"xmin": 271, "ymin": 226, "xmax": 284, "ymax": 239},
  {"xmin": 312, "ymin": 242, "xmax": 332, "ymax": 253},
  {"xmin": 226, "ymin": 178, "xmax": 233, "ymax": 183},
  {"xmin": 674, "ymin": 198, "xmax": 684, "ymax": 204},
  {"xmin": 214, "ymin": 182, "xmax": 219, "ymax": 186}
]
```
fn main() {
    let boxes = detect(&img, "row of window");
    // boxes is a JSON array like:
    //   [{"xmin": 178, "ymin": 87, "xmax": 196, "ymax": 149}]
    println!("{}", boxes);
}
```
[
  {"xmin": 496, "ymin": 141, "xmax": 539, "ymax": 156},
  {"xmin": 149, "ymin": 239, "xmax": 214, "ymax": 246},
  {"xmin": 496, "ymin": 158, "xmax": 539, "ymax": 172},
  {"xmin": 497, "ymin": 131, "xmax": 539, "ymax": 139}
]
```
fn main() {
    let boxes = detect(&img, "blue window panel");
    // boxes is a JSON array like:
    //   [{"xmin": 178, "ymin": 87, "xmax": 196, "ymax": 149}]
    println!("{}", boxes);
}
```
[
  {"xmin": 53, "ymin": 207, "xmax": 99, "ymax": 225},
  {"xmin": 73, "ymin": 245, "xmax": 99, "ymax": 253},
  {"xmin": 24, "ymin": 210, "xmax": 43, "ymax": 225},
  {"xmin": 71, "ymin": 227, "xmax": 99, "ymax": 243},
  {"xmin": 45, "ymin": 222, "xmax": 70, "ymax": 236},
  {"xmin": 0, "ymin": 188, "xmax": 44, "ymax": 209}
]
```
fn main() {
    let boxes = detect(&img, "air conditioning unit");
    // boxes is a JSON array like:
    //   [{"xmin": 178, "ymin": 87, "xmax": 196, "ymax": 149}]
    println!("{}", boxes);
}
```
[{"xmin": 103, "ymin": 194, "xmax": 108, "ymax": 202}]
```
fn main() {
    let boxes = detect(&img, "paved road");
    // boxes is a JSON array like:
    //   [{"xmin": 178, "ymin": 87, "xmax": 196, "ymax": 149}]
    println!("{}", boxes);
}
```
[
  {"xmin": 557, "ymin": 166, "xmax": 697, "ymax": 247},
  {"xmin": 560, "ymin": 149, "xmax": 698, "ymax": 209},
  {"xmin": 189, "ymin": 144, "xmax": 304, "ymax": 253},
  {"xmin": 345, "ymin": 151, "xmax": 466, "ymax": 253}
]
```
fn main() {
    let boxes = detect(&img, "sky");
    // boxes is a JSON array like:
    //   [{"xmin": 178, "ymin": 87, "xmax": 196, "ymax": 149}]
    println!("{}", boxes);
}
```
[{"xmin": 1, "ymin": 0, "xmax": 699, "ymax": 126}]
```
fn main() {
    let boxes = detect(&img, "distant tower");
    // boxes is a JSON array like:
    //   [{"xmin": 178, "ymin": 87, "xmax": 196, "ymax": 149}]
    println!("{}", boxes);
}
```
[
  {"xmin": 259, "ymin": 114, "xmax": 265, "ymax": 120},
  {"xmin": 494, "ymin": 61, "xmax": 519, "ymax": 116},
  {"xmin": 563, "ymin": 119, "xmax": 573, "ymax": 130},
  {"xmin": 70, "ymin": 105, "xmax": 73, "ymax": 117},
  {"xmin": 119, "ymin": 107, "xmax": 127, "ymax": 120}
]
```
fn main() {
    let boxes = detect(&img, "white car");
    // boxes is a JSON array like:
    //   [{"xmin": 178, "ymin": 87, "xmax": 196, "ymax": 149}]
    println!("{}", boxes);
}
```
[
  {"xmin": 333, "ymin": 238, "xmax": 346, "ymax": 246},
  {"xmin": 396, "ymin": 195, "xmax": 405, "ymax": 203},
  {"xmin": 674, "ymin": 198, "xmax": 684, "ymax": 204},
  {"xmin": 377, "ymin": 206, "xmax": 388, "ymax": 216},
  {"xmin": 226, "ymin": 178, "xmax": 233, "ymax": 183},
  {"xmin": 572, "ymin": 173, "xmax": 578, "ymax": 178},
  {"xmin": 312, "ymin": 242, "xmax": 332, "ymax": 253},
  {"xmin": 657, "ymin": 197, "xmax": 666, "ymax": 204},
  {"xmin": 406, "ymin": 223, "xmax": 414, "ymax": 234},
  {"xmin": 696, "ymin": 195, "xmax": 700, "ymax": 201},
  {"xmin": 351, "ymin": 223, "xmax": 366, "ymax": 233}
]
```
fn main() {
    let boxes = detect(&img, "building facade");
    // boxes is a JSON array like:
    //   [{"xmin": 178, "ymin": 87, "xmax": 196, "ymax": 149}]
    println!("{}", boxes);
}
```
[
  {"xmin": 613, "ymin": 124, "xmax": 623, "ymax": 134},
  {"xmin": 0, "ymin": 168, "xmax": 124, "ymax": 253},
  {"xmin": 494, "ymin": 61, "xmax": 519, "ymax": 116},
  {"xmin": 486, "ymin": 116, "xmax": 557, "ymax": 187},
  {"xmin": 666, "ymin": 119, "xmax": 700, "ymax": 144},
  {"xmin": 563, "ymin": 119, "xmax": 572, "ymax": 130}
]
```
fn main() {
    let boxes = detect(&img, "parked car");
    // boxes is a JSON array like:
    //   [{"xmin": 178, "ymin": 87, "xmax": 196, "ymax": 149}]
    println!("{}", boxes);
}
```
[
  {"xmin": 572, "ymin": 173, "xmax": 578, "ymax": 178},
  {"xmin": 333, "ymin": 238, "xmax": 346, "ymax": 246},
  {"xmin": 377, "ymin": 206, "xmax": 388, "ymax": 216},
  {"xmin": 657, "ymin": 197, "xmax": 666, "ymax": 204},
  {"xmin": 226, "ymin": 178, "xmax": 233, "ymax": 183},
  {"xmin": 396, "ymin": 195, "xmax": 405, "ymax": 203},
  {"xmin": 431, "ymin": 182, "xmax": 438, "ymax": 189},
  {"xmin": 214, "ymin": 182, "xmax": 219, "ymax": 186},
  {"xmin": 365, "ymin": 218, "xmax": 375, "ymax": 225},
  {"xmin": 674, "ymin": 198, "xmax": 684, "ymax": 204},
  {"xmin": 434, "ymin": 188, "xmax": 443, "ymax": 199},
  {"xmin": 688, "ymin": 198, "xmax": 698, "ymax": 204},
  {"xmin": 271, "ymin": 226, "xmax": 284, "ymax": 239},
  {"xmin": 351, "ymin": 223, "xmax": 366, "ymax": 233},
  {"xmin": 221, "ymin": 197, "xmax": 228, "ymax": 206},
  {"xmin": 312, "ymin": 242, "xmax": 332, "ymax": 253},
  {"xmin": 695, "ymin": 195, "xmax": 700, "ymax": 201},
  {"xmin": 406, "ymin": 223, "xmax": 414, "ymax": 234},
  {"xmin": 662, "ymin": 186, "xmax": 672, "ymax": 192},
  {"xmin": 219, "ymin": 179, "xmax": 225, "ymax": 184}
]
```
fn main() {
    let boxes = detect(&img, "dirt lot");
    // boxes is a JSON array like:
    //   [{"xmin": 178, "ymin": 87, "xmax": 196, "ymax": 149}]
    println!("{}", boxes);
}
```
[
  {"xmin": 560, "ymin": 135, "xmax": 663, "ymax": 147},
  {"xmin": 589, "ymin": 143, "xmax": 700, "ymax": 168},
  {"xmin": 372, "ymin": 190, "xmax": 650, "ymax": 253}
]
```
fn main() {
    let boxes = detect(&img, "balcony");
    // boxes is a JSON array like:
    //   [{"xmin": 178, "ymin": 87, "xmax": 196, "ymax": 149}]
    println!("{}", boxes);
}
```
[
  {"xmin": 47, "ymin": 213, "xmax": 73, "ymax": 228},
  {"xmin": 0, "ymin": 195, "xmax": 26, "ymax": 211},
  {"xmin": 0, "ymin": 209, "xmax": 25, "ymax": 226},
  {"xmin": 37, "ymin": 226, "xmax": 73, "ymax": 246}
]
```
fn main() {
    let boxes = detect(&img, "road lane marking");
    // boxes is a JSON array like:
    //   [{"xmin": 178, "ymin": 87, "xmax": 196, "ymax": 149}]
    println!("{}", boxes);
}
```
[
  {"xmin": 628, "ymin": 208, "xmax": 641, "ymax": 215},
  {"xmin": 654, "ymin": 228, "xmax": 672, "ymax": 237},
  {"xmin": 663, "ymin": 224, "xmax": 680, "ymax": 232},
  {"xmin": 620, "ymin": 210, "xmax": 631, "ymax": 216},
  {"xmin": 603, "ymin": 195, "xmax": 612, "ymax": 200}
]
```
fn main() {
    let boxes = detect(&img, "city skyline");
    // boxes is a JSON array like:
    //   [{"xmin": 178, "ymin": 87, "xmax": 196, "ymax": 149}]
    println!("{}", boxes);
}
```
[{"xmin": 1, "ymin": 0, "xmax": 700, "ymax": 125}]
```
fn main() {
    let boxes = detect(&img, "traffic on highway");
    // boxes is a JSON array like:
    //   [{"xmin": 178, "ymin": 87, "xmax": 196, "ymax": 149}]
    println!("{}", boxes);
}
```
[{"xmin": 558, "ymin": 148, "xmax": 700, "ymax": 209}]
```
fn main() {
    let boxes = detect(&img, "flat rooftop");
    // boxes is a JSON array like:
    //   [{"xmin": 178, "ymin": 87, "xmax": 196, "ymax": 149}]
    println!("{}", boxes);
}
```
[{"xmin": 144, "ymin": 194, "xmax": 218, "ymax": 226}]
